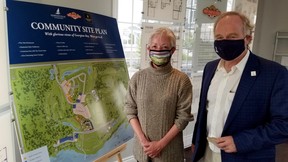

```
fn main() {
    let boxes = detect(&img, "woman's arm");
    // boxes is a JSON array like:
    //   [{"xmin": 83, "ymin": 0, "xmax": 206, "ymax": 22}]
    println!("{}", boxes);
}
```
[{"xmin": 129, "ymin": 118, "xmax": 150, "ymax": 146}]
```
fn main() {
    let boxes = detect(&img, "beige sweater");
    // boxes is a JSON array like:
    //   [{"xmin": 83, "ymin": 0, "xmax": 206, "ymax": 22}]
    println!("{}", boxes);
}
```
[{"xmin": 125, "ymin": 63, "xmax": 193, "ymax": 162}]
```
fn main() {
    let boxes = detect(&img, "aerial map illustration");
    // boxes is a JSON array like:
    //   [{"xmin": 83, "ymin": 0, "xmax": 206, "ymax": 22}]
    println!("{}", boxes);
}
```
[{"xmin": 10, "ymin": 60, "xmax": 133, "ymax": 161}]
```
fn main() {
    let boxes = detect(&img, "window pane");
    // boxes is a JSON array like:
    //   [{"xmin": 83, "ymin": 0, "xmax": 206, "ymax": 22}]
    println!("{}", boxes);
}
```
[
  {"xmin": 118, "ymin": 0, "xmax": 133, "ymax": 22},
  {"xmin": 116, "ymin": 0, "xmax": 258, "ymax": 76},
  {"xmin": 133, "ymin": 0, "xmax": 143, "ymax": 23}
]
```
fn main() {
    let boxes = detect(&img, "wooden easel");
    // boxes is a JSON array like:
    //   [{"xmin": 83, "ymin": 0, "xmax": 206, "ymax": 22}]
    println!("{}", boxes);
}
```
[{"xmin": 94, "ymin": 143, "xmax": 127, "ymax": 162}]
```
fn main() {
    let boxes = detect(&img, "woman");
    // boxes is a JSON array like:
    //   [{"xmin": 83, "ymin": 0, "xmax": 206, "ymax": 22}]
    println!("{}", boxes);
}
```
[{"xmin": 125, "ymin": 27, "xmax": 194, "ymax": 162}]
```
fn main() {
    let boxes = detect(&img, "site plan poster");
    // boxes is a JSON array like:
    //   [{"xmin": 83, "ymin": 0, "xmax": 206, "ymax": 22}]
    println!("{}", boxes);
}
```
[{"xmin": 6, "ymin": 0, "xmax": 133, "ymax": 161}]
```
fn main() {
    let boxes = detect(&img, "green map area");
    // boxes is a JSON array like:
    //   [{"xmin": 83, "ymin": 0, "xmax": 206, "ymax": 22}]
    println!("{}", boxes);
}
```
[{"xmin": 10, "ymin": 60, "xmax": 130, "ymax": 157}]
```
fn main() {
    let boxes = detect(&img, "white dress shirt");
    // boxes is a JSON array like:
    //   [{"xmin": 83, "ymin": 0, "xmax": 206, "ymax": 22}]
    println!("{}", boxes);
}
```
[{"xmin": 207, "ymin": 51, "xmax": 250, "ymax": 153}]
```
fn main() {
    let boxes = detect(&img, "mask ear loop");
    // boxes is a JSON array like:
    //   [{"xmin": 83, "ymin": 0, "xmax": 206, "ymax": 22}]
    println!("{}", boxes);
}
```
[{"xmin": 244, "ymin": 35, "xmax": 252, "ymax": 50}]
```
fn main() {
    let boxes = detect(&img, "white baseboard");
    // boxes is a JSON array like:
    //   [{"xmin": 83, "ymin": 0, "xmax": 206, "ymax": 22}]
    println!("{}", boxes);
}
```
[{"xmin": 122, "ymin": 156, "xmax": 136, "ymax": 162}]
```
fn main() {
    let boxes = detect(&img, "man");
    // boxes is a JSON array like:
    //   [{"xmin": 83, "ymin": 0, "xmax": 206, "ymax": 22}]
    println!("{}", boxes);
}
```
[{"xmin": 192, "ymin": 11, "xmax": 288, "ymax": 162}]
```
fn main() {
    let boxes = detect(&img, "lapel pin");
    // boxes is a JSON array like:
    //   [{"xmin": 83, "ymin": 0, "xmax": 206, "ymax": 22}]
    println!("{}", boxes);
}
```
[{"xmin": 251, "ymin": 71, "xmax": 256, "ymax": 76}]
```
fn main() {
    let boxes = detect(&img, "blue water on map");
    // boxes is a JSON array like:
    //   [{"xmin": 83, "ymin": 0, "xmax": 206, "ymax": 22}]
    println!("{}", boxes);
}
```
[{"xmin": 50, "ymin": 122, "xmax": 133, "ymax": 162}]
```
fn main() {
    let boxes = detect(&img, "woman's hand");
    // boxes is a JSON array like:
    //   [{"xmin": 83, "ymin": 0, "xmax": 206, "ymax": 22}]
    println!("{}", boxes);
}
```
[{"xmin": 143, "ymin": 140, "xmax": 164, "ymax": 158}]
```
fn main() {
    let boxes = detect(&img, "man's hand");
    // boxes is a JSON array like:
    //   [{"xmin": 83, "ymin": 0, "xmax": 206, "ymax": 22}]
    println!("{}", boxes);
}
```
[{"xmin": 216, "ymin": 136, "xmax": 237, "ymax": 153}]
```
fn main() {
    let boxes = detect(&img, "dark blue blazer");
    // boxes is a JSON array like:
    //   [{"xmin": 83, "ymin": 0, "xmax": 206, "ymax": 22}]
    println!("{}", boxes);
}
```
[{"xmin": 192, "ymin": 52, "xmax": 288, "ymax": 162}]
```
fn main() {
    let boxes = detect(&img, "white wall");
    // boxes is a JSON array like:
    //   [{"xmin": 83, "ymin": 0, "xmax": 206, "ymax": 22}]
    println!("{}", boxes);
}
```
[
  {"xmin": 0, "ymin": 109, "xmax": 15, "ymax": 162},
  {"xmin": 253, "ymin": 0, "xmax": 288, "ymax": 60},
  {"xmin": 0, "ymin": 0, "xmax": 14, "ymax": 161},
  {"xmin": 0, "ymin": 0, "xmax": 10, "ymax": 107}
]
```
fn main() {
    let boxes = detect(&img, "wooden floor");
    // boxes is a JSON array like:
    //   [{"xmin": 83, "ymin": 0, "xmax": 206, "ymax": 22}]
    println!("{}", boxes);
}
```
[{"xmin": 184, "ymin": 142, "xmax": 288, "ymax": 162}]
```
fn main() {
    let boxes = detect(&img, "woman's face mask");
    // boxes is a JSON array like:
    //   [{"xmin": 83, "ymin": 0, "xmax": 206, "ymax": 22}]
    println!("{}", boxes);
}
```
[
  {"xmin": 214, "ymin": 39, "xmax": 246, "ymax": 61},
  {"xmin": 149, "ymin": 49, "xmax": 172, "ymax": 66}
]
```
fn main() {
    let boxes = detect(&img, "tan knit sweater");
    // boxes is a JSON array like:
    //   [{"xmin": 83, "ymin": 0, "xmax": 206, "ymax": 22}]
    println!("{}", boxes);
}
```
[{"xmin": 125, "ymin": 62, "xmax": 193, "ymax": 162}]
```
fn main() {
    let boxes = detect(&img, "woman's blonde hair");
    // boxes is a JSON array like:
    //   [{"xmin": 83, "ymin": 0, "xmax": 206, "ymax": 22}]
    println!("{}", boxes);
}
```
[{"xmin": 148, "ymin": 27, "xmax": 176, "ymax": 48}]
